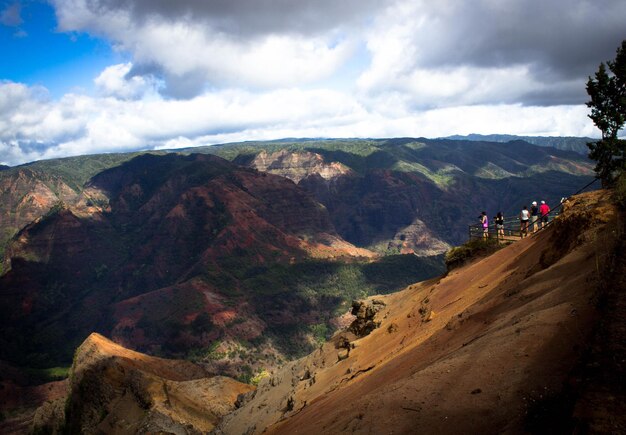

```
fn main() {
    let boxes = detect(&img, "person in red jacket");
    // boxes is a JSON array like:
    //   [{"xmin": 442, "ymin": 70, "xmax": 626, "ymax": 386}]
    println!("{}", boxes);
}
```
[{"xmin": 539, "ymin": 200, "xmax": 550, "ymax": 228}]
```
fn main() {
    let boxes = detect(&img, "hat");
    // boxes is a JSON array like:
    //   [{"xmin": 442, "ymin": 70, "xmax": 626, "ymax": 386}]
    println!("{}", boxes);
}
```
[
  {"xmin": 541, "ymin": 200, "xmax": 545, "ymax": 204},
  {"xmin": 532, "ymin": 201, "xmax": 537, "ymax": 206}
]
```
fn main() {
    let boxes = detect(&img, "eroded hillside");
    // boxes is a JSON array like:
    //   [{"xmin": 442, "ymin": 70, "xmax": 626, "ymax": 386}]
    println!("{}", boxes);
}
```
[
  {"xmin": 34, "ymin": 333, "xmax": 254, "ymax": 434},
  {"xmin": 216, "ymin": 189, "xmax": 623, "ymax": 434},
  {"xmin": 0, "ymin": 153, "xmax": 442, "ymax": 380},
  {"xmin": 19, "ymin": 189, "xmax": 624, "ymax": 434}
]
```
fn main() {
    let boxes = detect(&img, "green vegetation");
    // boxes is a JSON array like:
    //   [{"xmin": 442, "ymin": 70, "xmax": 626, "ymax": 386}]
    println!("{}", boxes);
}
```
[
  {"xmin": 231, "ymin": 254, "xmax": 444, "ymax": 358},
  {"xmin": 236, "ymin": 365, "xmax": 254, "ymax": 384},
  {"xmin": 186, "ymin": 341, "xmax": 223, "ymax": 362},
  {"xmin": 250, "ymin": 368, "xmax": 270, "ymax": 386},
  {"xmin": 22, "ymin": 366, "xmax": 70, "ymax": 384},
  {"xmin": 391, "ymin": 160, "xmax": 455, "ymax": 187},
  {"xmin": 309, "ymin": 323, "xmax": 329, "ymax": 345},
  {"xmin": 445, "ymin": 238, "xmax": 507, "ymax": 271},
  {"xmin": 242, "ymin": 255, "xmax": 443, "ymax": 307},
  {"xmin": 190, "ymin": 138, "xmax": 382, "ymax": 164},
  {"xmin": 586, "ymin": 40, "xmax": 626, "ymax": 185},
  {"xmin": 21, "ymin": 151, "xmax": 154, "ymax": 190}
]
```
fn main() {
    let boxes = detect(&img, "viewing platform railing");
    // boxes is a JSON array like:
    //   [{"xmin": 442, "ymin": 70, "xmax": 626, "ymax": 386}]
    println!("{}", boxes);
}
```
[
  {"xmin": 468, "ymin": 211, "xmax": 559, "ymax": 243},
  {"xmin": 467, "ymin": 177, "xmax": 600, "ymax": 243}
]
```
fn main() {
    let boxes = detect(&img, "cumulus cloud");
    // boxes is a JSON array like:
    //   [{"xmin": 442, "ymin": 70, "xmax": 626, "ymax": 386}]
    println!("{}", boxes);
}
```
[
  {"xmin": 2, "ymin": 1, "xmax": 620, "ymax": 165},
  {"xmin": 53, "ymin": 0, "xmax": 385, "ymax": 37},
  {"xmin": 51, "ymin": 0, "xmax": 372, "ymax": 97},
  {"xmin": 94, "ymin": 63, "xmax": 162, "ymax": 99},
  {"xmin": 0, "ymin": 78, "xmax": 599, "ymax": 167},
  {"xmin": 49, "ymin": 0, "xmax": 626, "ymax": 104},
  {"xmin": 358, "ymin": 0, "xmax": 626, "ymax": 107}
]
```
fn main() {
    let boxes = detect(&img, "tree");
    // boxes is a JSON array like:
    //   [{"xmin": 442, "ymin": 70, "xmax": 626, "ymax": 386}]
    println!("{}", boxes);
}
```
[{"xmin": 586, "ymin": 40, "xmax": 626, "ymax": 185}]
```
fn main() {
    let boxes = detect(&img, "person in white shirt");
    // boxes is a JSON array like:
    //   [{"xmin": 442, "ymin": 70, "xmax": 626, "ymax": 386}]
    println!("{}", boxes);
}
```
[{"xmin": 520, "ymin": 205, "xmax": 530, "ymax": 237}]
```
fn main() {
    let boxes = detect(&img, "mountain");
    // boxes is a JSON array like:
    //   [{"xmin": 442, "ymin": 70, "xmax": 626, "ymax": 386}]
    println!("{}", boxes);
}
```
[
  {"xmin": 0, "ymin": 153, "xmax": 442, "ymax": 377},
  {"xmin": 29, "ymin": 188, "xmax": 625, "ymax": 433},
  {"xmin": 189, "ymin": 137, "xmax": 596, "ymax": 252},
  {"xmin": 445, "ymin": 134, "xmax": 594, "ymax": 154},
  {"xmin": 0, "ymin": 137, "xmax": 595, "ymax": 265},
  {"xmin": 216, "ymin": 188, "xmax": 625, "ymax": 434}
]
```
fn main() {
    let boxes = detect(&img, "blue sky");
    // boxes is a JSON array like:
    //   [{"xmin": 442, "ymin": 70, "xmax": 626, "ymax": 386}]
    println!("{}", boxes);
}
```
[
  {"xmin": 1, "ymin": 0, "xmax": 625, "ymax": 166},
  {"xmin": 0, "ymin": 1, "xmax": 122, "ymax": 97}
]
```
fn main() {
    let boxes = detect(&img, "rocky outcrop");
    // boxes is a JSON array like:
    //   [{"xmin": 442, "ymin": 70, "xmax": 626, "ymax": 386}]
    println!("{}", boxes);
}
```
[
  {"xmin": 246, "ymin": 150, "xmax": 353, "ymax": 184},
  {"xmin": 348, "ymin": 299, "xmax": 386, "ymax": 337},
  {"xmin": 57, "ymin": 333, "xmax": 254, "ymax": 434},
  {"xmin": 386, "ymin": 217, "xmax": 451, "ymax": 255}
]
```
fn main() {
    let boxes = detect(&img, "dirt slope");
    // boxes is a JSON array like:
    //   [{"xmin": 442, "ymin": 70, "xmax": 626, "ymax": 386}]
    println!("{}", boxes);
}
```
[{"xmin": 218, "ymin": 189, "xmax": 621, "ymax": 434}]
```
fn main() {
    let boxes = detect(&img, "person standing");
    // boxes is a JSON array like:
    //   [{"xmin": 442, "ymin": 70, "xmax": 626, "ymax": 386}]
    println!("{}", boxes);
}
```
[
  {"xmin": 520, "ymin": 205, "xmax": 530, "ymax": 237},
  {"xmin": 481, "ymin": 211, "xmax": 489, "ymax": 239},
  {"xmin": 495, "ymin": 212, "xmax": 505, "ymax": 240},
  {"xmin": 530, "ymin": 201, "xmax": 539, "ymax": 233},
  {"xmin": 539, "ymin": 200, "xmax": 551, "ymax": 228}
]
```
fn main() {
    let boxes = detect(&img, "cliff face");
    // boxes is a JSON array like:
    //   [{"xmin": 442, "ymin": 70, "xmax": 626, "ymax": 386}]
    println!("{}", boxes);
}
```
[
  {"xmin": 242, "ymin": 149, "xmax": 353, "ymax": 184},
  {"xmin": 217, "ymin": 189, "xmax": 623, "ymax": 434},
  {"xmin": 34, "ymin": 333, "xmax": 253, "ymax": 434},
  {"xmin": 0, "ymin": 169, "xmax": 81, "ymax": 273}
]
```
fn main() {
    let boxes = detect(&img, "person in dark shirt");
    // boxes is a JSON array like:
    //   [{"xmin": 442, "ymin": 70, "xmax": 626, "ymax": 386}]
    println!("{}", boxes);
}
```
[
  {"xmin": 539, "ymin": 201, "xmax": 551, "ymax": 228},
  {"xmin": 530, "ymin": 201, "xmax": 539, "ymax": 233},
  {"xmin": 495, "ymin": 212, "xmax": 504, "ymax": 240}
]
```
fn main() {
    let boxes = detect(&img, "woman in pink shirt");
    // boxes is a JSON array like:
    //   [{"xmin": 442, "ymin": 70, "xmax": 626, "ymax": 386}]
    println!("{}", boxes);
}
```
[{"xmin": 539, "ymin": 201, "xmax": 550, "ymax": 228}]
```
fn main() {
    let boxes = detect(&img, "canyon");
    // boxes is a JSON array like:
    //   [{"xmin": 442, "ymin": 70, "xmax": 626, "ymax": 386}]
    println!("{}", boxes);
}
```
[{"xmin": 0, "ymin": 137, "xmax": 605, "ymax": 432}]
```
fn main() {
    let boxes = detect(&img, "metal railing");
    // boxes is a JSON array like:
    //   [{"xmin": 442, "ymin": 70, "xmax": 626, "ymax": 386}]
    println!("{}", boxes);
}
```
[
  {"xmin": 468, "ymin": 212, "xmax": 557, "ymax": 242},
  {"xmin": 467, "ymin": 177, "xmax": 600, "ymax": 243}
]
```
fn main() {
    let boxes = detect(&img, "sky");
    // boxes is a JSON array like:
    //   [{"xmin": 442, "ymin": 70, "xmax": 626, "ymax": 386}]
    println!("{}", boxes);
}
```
[{"xmin": 1, "ymin": 0, "xmax": 625, "ymax": 166}]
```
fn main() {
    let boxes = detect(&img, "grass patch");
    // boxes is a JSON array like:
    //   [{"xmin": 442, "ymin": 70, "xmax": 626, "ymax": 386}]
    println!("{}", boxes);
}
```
[{"xmin": 445, "ymin": 238, "xmax": 506, "ymax": 271}]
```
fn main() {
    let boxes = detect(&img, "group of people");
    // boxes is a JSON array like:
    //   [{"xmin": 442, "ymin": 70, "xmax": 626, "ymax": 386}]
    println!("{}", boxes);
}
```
[
  {"xmin": 519, "ymin": 200, "xmax": 551, "ymax": 237},
  {"xmin": 479, "ymin": 200, "xmax": 551, "ymax": 240}
]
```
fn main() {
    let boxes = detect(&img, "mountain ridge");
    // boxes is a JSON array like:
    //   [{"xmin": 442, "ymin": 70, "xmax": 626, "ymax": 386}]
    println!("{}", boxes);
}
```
[{"xmin": 445, "ymin": 133, "xmax": 594, "ymax": 154}]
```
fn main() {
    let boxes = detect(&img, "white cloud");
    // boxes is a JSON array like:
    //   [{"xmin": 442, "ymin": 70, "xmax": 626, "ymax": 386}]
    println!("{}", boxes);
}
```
[
  {"xmin": 94, "ymin": 63, "xmax": 162, "ymax": 99},
  {"xmin": 4, "ymin": 1, "xmax": 620, "ymax": 165},
  {"xmin": 357, "ymin": 0, "xmax": 626, "ymax": 107},
  {"xmin": 52, "ymin": 0, "xmax": 361, "ymax": 97},
  {"xmin": 0, "ymin": 78, "xmax": 598, "ymax": 167}
]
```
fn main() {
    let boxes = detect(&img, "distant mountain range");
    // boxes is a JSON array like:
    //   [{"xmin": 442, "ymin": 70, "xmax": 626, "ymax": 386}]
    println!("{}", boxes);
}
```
[
  {"xmin": 445, "ymin": 134, "xmax": 595, "ymax": 154},
  {"xmin": 0, "ymin": 137, "xmax": 597, "ymax": 379}
]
